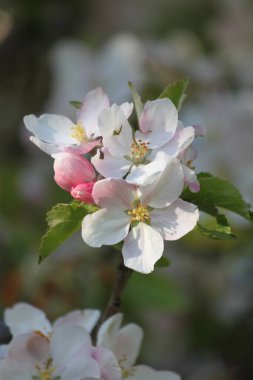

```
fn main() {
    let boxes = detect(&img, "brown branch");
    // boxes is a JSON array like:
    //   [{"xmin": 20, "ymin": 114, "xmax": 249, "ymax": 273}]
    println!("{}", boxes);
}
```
[{"xmin": 93, "ymin": 257, "xmax": 133, "ymax": 338}]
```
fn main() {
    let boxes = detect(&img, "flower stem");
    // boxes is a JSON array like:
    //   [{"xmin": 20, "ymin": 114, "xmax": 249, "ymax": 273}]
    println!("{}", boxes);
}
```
[{"xmin": 93, "ymin": 257, "xmax": 133, "ymax": 338}]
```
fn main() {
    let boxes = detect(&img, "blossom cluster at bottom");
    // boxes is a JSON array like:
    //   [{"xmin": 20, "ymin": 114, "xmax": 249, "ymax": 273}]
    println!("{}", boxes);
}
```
[{"xmin": 0, "ymin": 303, "xmax": 180, "ymax": 380}]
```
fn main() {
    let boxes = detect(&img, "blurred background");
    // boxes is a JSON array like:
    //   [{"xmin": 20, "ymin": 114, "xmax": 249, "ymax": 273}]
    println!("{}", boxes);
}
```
[{"xmin": 0, "ymin": 0, "xmax": 253, "ymax": 379}]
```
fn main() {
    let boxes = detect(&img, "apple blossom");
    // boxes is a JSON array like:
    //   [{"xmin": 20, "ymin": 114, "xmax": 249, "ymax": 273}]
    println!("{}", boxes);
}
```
[
  {"xmin": 53, "ymin": 152, "xmax": 96, "ymax": 203},
  {"xmin": 82, "ymin": 158, "xmax": 199, "ymax": 273},
  {"xmin": 92, "ymin": 98, "xmax": 196, "ymax": 186},
  {"xmin": 24, "ymin": 87, "xmax": 133, "ymax": 156},
  {"xmin": 97, "ymin": 313, "xmax": 181, "ymax": 380}
]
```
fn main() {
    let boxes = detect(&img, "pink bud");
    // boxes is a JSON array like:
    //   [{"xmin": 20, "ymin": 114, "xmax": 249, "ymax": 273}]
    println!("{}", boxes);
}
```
[
  {"xmin": 71, "ymin": 182, "xmax": 95, "ymax": 204},
  {"xmin": 53, "ymin": 152, "xmax": 96, "ymax": 194}
]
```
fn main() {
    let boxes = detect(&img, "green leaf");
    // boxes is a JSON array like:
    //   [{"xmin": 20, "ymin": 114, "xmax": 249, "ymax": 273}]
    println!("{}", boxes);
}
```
[
  {"xmin": 181, "ymin": 172, "xmax": 252, "ymax": 220},
  {"xmin": 197, "ymin": 214, "xmax": 236, "ymax": 240},
  {"xmin": 158, "ymin": 78, "xmax": 189, "ymax": 110},
  {"xmin": 128, "ymin": 81, "xmax": 144, "ymax": 121},
  {"xmin": 39, "ymin": 201, "xmax": 98, "ymax": 263},
  {"xmin": 69, "ymin": 100, "xmax": 82, "ymax": 109},
  {"xmin": 124, "ymin": 272, "xmax": 188, "ymax": 312},
  {"xmin": 155, "ymin": 256, "xmax": 171, "ymax": 268}
]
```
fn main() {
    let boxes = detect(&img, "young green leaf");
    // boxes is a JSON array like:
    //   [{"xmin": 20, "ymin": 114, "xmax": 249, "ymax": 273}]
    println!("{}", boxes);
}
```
[
  {"xmin": 128, "ymin": 81, "xmax": 144, "ymax": 121},
  {"xmin": 69, "ymin": 100, "xmax": 82, "ymax": 109},
  {"xmin": 197, "ymin": 214, "xmax": 236, "ymax": 240},
  {"xmin": 39, "ymin": 201, "xmax": 98, "ymax": 263},
  {"xmin": 181, "ymin": 172, "xmax": 252, "ymax": 220},
  {"xmin": 158, "ymin": 78, "xmax": 189, "ymax": 111}
]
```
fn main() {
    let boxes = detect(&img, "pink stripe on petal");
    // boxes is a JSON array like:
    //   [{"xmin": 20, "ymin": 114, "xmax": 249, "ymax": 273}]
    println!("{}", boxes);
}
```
[{"xmin": 71, "ymin": 182, "xmax": 95, "ymax": 204}]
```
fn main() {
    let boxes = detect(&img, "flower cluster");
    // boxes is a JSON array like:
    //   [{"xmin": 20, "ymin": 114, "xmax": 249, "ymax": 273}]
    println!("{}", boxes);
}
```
[
  {"xmin": 0, "ymin": 303, "xmax": 180, "ymax": 380},
  {"xmin": 24, "ymin": 87, "xmax": 203, "ymax": 273}
]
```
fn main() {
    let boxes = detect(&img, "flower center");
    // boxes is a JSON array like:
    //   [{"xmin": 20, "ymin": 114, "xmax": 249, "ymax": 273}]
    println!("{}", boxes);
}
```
[
  {"xmin": 118, "ymin": 355, "xmax": 136, "ymax": 379},
  {"xmin": 130, "ymin": 139, "xmax": 150, "ymax": 165},
  {"xmin": 36, "ymin": 358, "xmax": 56, "ymax": 380},
  {"xmin": 71, "ymin": 123, "xmax": 88, "ymax": 143},
  {"xmin": 128, "ymin": 202, "xmax": 150, "ymax": 224}
]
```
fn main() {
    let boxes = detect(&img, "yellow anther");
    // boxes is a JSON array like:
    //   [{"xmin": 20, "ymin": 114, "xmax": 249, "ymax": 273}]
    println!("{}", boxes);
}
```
[
  {"xmin": 128, "ymin": 202, "xmax": 150, "ymax": 224},
  {"xmin": 130, "ymin": 139, "xmax": 149, "ymax": 164},
  {"xmin": 71, "ymin": 123, "xmax": 88, "ymax": 143}
]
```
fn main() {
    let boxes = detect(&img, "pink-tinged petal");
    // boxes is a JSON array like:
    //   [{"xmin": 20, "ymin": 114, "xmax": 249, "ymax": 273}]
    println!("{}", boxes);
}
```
[
  {"xmin": 114, "ymin": 323, "xmax": 143, "ymax": 368},
  {"xmin": 138, "ymin": 99, "xmax": 178, "ymax": 149},
  {"xmin": 54, "ymin": 309, "xmax": 100, "ymax": 333},
  {"xmin": 4, "ymin": 303, "xmax": 51, "ymax": 336},
  {"xmin": 131, "ymin": 365, "xmax": 181, "ymax": 380},
  {"xmin": 160, "ymin": 126, "xmax": 195, "ymax": 157},
  {"xmin": 182, "ymin": 165, "xmax": 200, "ymax": 192},
  {"xmin": 77, "ymin": 87, "xmax": 110, "ymax": 138},
  {"xmin": 92, "ymin": 178, "xmax": 136, "ymax": 209},
  {"xmin": 53, "ymin": 152, "xmax": 96, "ymax": 192},
  {"xmin": 151, "ymin": 199, "xmax": 199, "ymax": 241},
  {"xmin": 24, "ymin": 114, "xmax": 76, "ymax": 145},
  {"xmin": 126, "ymin": 151, "xmax": 169, "ymax": 186},
  {"xmin": 122, "ymin": 223, "xmax": 164, "ymax": 274},
  {"xmin": 139, "ymin": 158, "xmax": 184, "ymax": 208},
  {"xmin": 119, "ymin": 102, "xmax": 133, "ymax": 119},
  {"xmin": 179, "ymin": 145, "xmax": 197, "ymax": 163},
  {"xmin": 71, "ymin": 182, "xmax": 95, "ymax": 203},
  {"xmin": 59, "ymin": 350, "xmax": 100, "ymax": 380},
  {"xmin": 51, "ymin": 325, "xmax": 92, "ymax": 367},
  {"xmin": 92, "ymin": 347, "xmax": 121, "ymax": 380},
  {"xmin": 192, "ymin": 124, "xmax": 206, "ymax": 137},
  {"xmin": 82, "ymin": 209, "xmax": 130, "ymax": 247},
  {"xmin": 8, "ymin": 332, "xmax": 50, "ymax": 371},
  {"xmin": 91, "ymin": 148, "xmax": 131, "ymax": 180},
  {"xmin": 64, "ymin": 139, "xmax": 101, "ymax": 154},
  {"xmin": 103, "ymin": 119, "xmax": 133, "ymax": 157},
  {"xmin": 97, "ymin": 314, "xmax": 123, "ymax": 348}
]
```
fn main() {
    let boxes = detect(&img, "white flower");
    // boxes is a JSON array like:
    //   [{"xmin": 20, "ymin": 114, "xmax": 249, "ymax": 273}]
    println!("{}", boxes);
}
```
[
  {"xmin": 24, "ymin": 87, "xmax": 133, "ymax": 156},
  {"xmin": 82, "ymin": 158, "xmax": 199, "ymax": 274},
  {"xmin": 97, "ymin": 314, "xmax": 181, "ymax": 380},
  {"xmin": 92, "ymin": 98, "xmax": 195, "ymax": 186}
]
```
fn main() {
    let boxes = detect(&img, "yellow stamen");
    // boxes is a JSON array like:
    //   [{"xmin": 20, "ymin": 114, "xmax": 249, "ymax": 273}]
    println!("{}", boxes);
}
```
[
  {"xmin": 71, "ymin": 123, "xmax": 88, "ymax": 143},
  {"xmin": 130, "ymin": 139, "xmax": 149, "ymax": 164},
  {"xmin": 128, "ymin": 202, "xmax": 150, "ymax": 224}
]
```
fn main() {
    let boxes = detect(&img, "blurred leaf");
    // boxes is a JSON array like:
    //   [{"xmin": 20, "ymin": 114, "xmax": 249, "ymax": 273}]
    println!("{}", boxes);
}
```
[
  {"xmin": 128, "ymin": 82, "xmax": 143, "ymax": 121},
  {"xmin": 124, "ymin": 272, "xmax": 188, "ymax": 312},
  {"xmin": 70, "ymin": 100, "xmax": 82, "ymax": 109},
  {"xmin": 181, "ymin": 172, "xmax": 252, "ymax": 220},
  {"xmin": 155, "ymin": 256, "xmax": 171, "ymax": 268},
  {"xmin": 39, "ymin": 201, "xmax": 98, "ymax": 263},
  {"xmin": 158, "ymin": 78, "xmax": 189, "ymax": 110},
  {"xmin": 197, "ymin": 214, "xmax": 236, "ymax": 240}
]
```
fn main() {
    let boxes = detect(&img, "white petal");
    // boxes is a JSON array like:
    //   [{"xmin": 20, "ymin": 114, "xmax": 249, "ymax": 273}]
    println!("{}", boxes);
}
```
[
  {"xmin": 131, "ymin": 365, "xmax": 181, "ymax": 380},
  {"xmin": 126, "ymin": 151, "xmax": 169, "ymax": 186},
  {"xmin": 119, "ymin": 102, "xmax": 134, "ymax": 119},
  {"xmin": 160, "ymin": 126, "xmax": 195, "ymax": 157},
  {"xmin": 4, "ymin": 303, "xmax": 51, "ymax": 336},
  {"xmin": 92, "ymin": 149, "xmax": 131, "ymax": 179},
  {"xmin": 54, "ymin": 309, "xmax": 100, "ymax": 333},
  {"xmin": 51, "ymin": 325, "xmax": 92, "ymax": 367},
  {"xmin": 103, "ymin": 119, "xmax": 133, "ymax": 157},
  {"xmin": 138, "ymin": 99, "xmax": 178, "ymax": 149},
  {"xmin": 97, "ymin": 314, "xmax": 123, "ymax": 349},
  {"xmin": 8, "ymin": 332, "xmax": 50, "ymax": 372},
  {"xmin": 92, "ymin": 178, "xmax": 136, "ymax": 209},
  {"xmin": 60, "ymin": 351, "xmax": 100, "ymax": 380},
  {"xmin": 138, "ymin": 157, "xmax": 184, "ymax": 208},
  {"xmin": 24, "ymin": 114, "xmax": 76, "ymax": 145},
  {"xmin": 114, "ymin": 323, "xmax": 143, "ymax": 368},
  {"xmin": 151, "ymin": 199, "xmax": 199, "ymax": 240},
  {"xmin": 30, "ymin": 136, "xmax": 62, "ymax": 155},
  {"xmin": 93, "ymin": 347, "xmax": 121, "ymax": 380},
  {"xmin": 0, "ymin": 357, "xmax": 33, "ymax": 380},
  {"xmin": 122, "ymin": 223, "xmax": 164, "ymax": 274},
  {"xmin": 182, "ymin": 165, "xmax": 200, "ymax": 193},
  {"xmin": 82, "ymin": 209, "xmax": 130, "ymax": 247},
  {"xmin": 77, "ymin": 87, "xmax": 110, "ymax": 138}
]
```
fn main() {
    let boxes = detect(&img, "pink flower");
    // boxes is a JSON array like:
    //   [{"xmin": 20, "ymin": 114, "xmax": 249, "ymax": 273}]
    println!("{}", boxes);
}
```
[
  {"xmin": 53, "ymin": 152, "xmax": 96, "ymax": 203},
  {"xmin": 82, "ymin": 159, "xmax": 199, "ymax": 273}
]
